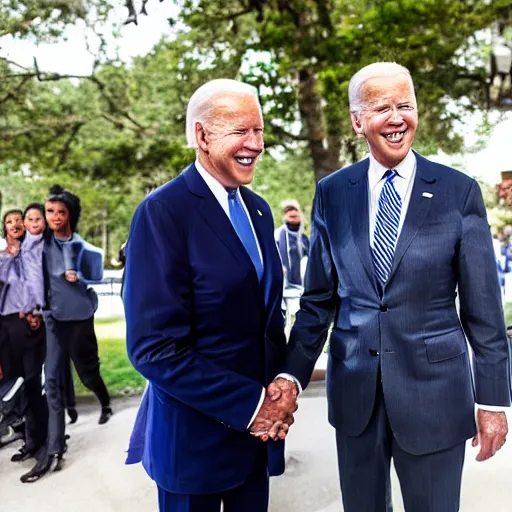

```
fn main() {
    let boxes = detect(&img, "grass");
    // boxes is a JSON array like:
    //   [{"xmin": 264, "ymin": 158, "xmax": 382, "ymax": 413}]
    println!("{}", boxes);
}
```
[{"xmin": 505, "ymin": 302, "xmax": 512, "ymax": 328}]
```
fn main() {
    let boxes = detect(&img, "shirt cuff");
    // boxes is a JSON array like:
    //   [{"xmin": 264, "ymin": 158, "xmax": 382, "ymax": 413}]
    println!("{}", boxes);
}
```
[
  {"xmin": 247, "ymin": 387, "xmax": 266, "ymax": 429},
  {"xmin": 476, "ymin": 403, "xmax": 509, "ymax": 412},
  {"xmin": 275, "ymin": 373, "xmax": 303, "ymax": 394}
]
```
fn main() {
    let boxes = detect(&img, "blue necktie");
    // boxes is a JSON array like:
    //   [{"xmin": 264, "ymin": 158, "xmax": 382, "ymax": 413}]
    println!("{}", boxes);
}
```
[
  {"xmin": 226, "ymin": 188, "xmax": 264, "ymax": 282},
  {"xmin": 372, "ymin": 170, "xmax": 402, "ymax": 285}
]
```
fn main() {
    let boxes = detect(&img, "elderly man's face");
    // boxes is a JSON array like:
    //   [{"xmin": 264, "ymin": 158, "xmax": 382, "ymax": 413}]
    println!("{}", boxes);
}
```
[
  {"xmin": 197, "ymin": 93, "xmax": 264, "ymax": 188},
  {"xmin": 351, "ymin": 74, "xmax": 418, "ymax": 169}
]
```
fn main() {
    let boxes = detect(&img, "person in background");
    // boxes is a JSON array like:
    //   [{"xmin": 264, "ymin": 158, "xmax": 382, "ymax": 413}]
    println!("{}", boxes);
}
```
[
  {"xmin": 274, "ymin": 200, "xmax": 309, "ymax": 288},
  {"xmin": 22, "ymin": 203, "xmax": 78, "ymax": 424},
  {"xmin": 21, "ymin": 185, "xmax": 112, "ymax": 483},
  {"xmin": 0, "ymin": 210, "xmax": 48, "ymax": 467}
]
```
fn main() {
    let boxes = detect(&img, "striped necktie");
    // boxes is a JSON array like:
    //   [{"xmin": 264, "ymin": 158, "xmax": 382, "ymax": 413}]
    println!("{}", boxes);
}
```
[
  {"xmin": 372, "ymin": 169, "xmax": 402, "ymax": 285},
  {"xmin": 226, "ymin": 188, "xmax": 264, "ymax": 282}
]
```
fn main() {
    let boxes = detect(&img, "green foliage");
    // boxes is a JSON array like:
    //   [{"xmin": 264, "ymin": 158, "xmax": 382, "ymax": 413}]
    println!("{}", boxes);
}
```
[
  {"xmin": 2, "ymin": 0, "xmax": 512, "ymax": 258},
  {"xmin": 252, "ymin": 150, "xmax": 316, "ymax": 229}
]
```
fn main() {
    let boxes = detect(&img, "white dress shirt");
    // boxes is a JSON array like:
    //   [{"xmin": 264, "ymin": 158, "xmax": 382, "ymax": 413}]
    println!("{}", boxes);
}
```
[
  {"xmin": 195, "ymin": 160, "xmax": 266, "ymax": 427},
  {"xmin": 368, "ymin": 150, "xmax": 416, "ymax": 248}
]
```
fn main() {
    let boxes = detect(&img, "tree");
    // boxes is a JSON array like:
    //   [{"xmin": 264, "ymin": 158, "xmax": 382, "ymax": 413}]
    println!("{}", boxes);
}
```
[{"xmin": 158, "ymin": 0, "xmax": 512, "ymax": 181}]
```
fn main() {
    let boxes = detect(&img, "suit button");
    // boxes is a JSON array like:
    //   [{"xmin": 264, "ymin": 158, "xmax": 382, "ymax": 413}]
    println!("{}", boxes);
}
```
[
  {"xmin": 380, "ymin": 305, "xmax": 389, "ymax": 312},
  {"xmin": 369, "ymin": 349, "xmax": 380, "ymax": 357}
]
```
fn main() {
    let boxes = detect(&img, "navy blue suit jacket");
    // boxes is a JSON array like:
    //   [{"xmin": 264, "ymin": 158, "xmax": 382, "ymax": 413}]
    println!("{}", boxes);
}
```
[
  {"xmin": 283, "ymin": 152, "xmax": 511, "ymax": 455},
  {"xmin": 123, "ymin": 164, "xmax": 286, "ymax": 494}
]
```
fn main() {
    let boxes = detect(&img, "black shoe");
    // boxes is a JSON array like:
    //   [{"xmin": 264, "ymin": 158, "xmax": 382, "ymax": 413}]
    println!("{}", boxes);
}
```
[
  {"xmin": 98, "ymin": 407, "xmax": 113, "ymax": 425},
  {"xmin": 67, "ymin": 407, "xmax": 78, "ymax": 424},
  {"xmin": 11, "ymin": 445, "xmax": 37, "ymax": 462},
  {"xmin": 20, "ymin": 452, "xmax": 60, "ymax": 483}
]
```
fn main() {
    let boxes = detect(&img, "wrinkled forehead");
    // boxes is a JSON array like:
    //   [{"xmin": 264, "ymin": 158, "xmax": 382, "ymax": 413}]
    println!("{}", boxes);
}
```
[
  {"xmin": 360, "ymin": 74, "xmax": 416, "ymax": 107},
  {"xmin": 209, "ymin": 93, "xmax": 263, "ymax": 122}
]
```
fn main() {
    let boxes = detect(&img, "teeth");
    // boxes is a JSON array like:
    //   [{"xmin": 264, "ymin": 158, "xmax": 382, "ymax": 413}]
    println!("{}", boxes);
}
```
[
  {"xmin": 236, "ymin": 157, "xmax": 253, "ymax": 165},
  {"xmin": 386, "ymin": 132, "xmax": 404, "ymax": 141}
]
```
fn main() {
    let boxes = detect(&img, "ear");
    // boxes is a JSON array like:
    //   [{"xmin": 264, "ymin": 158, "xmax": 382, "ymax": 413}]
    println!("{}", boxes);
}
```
[
  {"xmin": 195, "ymin": 121, "xmax": 209, "ymax": 153},
  {"xmin": 350, "ymin": 112, "xmax": 365, "ymax": 137}
]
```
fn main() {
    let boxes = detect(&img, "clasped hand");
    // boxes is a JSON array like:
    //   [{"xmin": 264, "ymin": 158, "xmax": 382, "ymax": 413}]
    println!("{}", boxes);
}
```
[{"xmin": 249, "ymin": 378, "xmax": 298, "ymax": 442}]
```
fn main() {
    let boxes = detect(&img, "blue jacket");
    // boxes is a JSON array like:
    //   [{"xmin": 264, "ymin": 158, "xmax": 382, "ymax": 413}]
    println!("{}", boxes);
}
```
[
  {"xmin": 44, "ymin": 234, "xmax": 103, "ymax": 321},
  {"xmin": 123, "ymin": 164, "xmax": 286, "ymax": 494},
  {"xmin": 283, "ymin": 152, "xmax": 511, "ymax": 456}
]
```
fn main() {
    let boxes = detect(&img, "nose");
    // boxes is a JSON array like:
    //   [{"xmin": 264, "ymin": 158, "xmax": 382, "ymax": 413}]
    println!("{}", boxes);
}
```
[
  {"xmin": 245, "ymin": 130, "xmax": 264, "ymax": 151},
  {"xmin": 389, "ymin": 106, "xmax": 404, "ymax": 123}
]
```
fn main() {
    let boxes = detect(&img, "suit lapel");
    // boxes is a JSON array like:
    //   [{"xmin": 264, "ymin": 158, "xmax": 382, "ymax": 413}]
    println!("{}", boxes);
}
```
[
  {"xmin": 183, "ymin": 165, "xmax": 260, "ymax": 285},
  {"xmin": 347, "ymin": 160, "xmax": 378, "ymax": 294},
  {"xmin": 386, "ymin": 153, "xmax": 437, "ymax": 286}
]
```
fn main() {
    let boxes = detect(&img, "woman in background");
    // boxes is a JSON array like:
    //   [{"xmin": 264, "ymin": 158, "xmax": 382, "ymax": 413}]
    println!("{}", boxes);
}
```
[
  {"xmin": 0, "ymin": 210, "xmax": 48, "ymax": 465},
  {"xmin": 21, "ymin": 185, "xmax": 112, "ymax": 483}
]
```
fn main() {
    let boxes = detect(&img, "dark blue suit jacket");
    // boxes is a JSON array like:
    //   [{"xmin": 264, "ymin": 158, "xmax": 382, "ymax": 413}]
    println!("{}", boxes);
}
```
[
  {"xmin": 123, "ymin": 164, "xmax": 286, "ymax": 494},
  {"xmin": 283, "ymin": 152, "xmax": 512, "ymax": 455}
]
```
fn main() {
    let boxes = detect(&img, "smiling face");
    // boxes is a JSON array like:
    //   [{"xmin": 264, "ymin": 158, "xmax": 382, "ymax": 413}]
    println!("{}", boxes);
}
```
[
  {"xmin": 4, "ymin": 212, "xmax": 24, "ymax": 242},
  {"xmin": 24, "ymin": 208, "xmax": 46, "ymax": 235},
  {"xmin": 351, "ymin": 74, "xmax": 418, "ymax": 169},
  {"xmin": 196, "ymin": 93, "xmax": 264, "ymax": 188},
  {"xmin": 45, "ymin": 200, "xmax": 71, "ymax": 237}
]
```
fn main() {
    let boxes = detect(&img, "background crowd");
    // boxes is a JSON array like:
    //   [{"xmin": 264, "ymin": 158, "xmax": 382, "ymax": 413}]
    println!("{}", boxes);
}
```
[{"xmin": 0, "ymin": 187, "xmax": 112, "ymax": 483}]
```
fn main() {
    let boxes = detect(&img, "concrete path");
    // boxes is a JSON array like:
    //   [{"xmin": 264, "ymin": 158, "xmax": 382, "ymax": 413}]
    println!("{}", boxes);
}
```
[{"xmin": 1, "ymin": 384, "xmax": 511, "ymax": 511}]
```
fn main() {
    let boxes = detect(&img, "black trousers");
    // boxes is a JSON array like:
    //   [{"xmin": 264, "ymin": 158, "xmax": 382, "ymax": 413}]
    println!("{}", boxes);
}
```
[
  {"xmin": 0, "ymin": 314, "xmax": 48, "ymax": 451},
  {"xmin": 157, "ymin": 447, "xmax": 269, "ymax": 512},
  {"xmin": 62, "ymin": 357, "xmax": 76, "ymax": 409},
  {"xmin": 335, "ymin": 379, "xmax": 466, "ymax": 512},
  {"xmin": 44, "ymin": 315, "xmax": 110, "ymax": 454}
]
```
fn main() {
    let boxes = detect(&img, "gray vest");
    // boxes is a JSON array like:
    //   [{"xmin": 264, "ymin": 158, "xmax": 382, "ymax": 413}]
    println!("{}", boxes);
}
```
[{"xmin": 44, "ymin": 235, "xmax": 97, "ymax": 321}]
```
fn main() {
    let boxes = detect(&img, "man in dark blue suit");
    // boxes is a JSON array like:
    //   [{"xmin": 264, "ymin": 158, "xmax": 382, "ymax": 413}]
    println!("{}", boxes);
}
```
[
  {"xmin": 123, "ymin": 79, "xmax": 295, "ymax": 512},
  {"xmin": 273, "ymin": 62, "xmax": 511, "ymax": 511}
]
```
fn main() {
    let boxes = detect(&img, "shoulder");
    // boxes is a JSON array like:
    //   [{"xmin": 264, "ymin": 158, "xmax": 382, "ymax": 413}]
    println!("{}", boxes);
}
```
[
  {"xmin": 274, "ymin": 225, "xmax": 284, "ymax": 241},
  {"xmin": 414, "ymin": 152, "xmax": 477, "ymax": 206},
  {"xmin": 241, "ymin": 186, "xmax": 272, "ymax": 215},
  {"xmin": 318, "ymin": 158, "xmax": 370, "ymax": 191},
  {"xmin": 135, "ymin": 172, "xmax": 189, "ymax": 220},
  {"xmin": 415, "ymin": 152, "xmax": 474, "ymax": 185}
]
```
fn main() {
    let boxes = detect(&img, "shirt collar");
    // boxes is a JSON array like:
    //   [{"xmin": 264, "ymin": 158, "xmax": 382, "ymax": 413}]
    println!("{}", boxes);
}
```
[
  {"xmin": 368, "ymin": 149, "xmax": 416, "ymax": 189},
  {"xmin": 195, "ymin": 158, "xmax": 233, "ymax": 198}
]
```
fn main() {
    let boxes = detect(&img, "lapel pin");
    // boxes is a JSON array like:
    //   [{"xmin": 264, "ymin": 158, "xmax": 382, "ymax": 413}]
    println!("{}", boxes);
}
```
[
  {"xmin": 422, "ymin": 192, "xmax": 433, "ymax": 198},
  {"xmin": 257, "ymin": 209, "xmax": 263, "ymax": 216}
]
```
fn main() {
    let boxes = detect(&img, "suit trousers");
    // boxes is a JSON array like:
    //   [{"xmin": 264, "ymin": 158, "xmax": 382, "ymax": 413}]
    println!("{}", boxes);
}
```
[
  {"xmin": 335, "ymin": 378, "xmax": 466, "ymax": 512},
  {"xmin": 0, "ymin": 314, "xmax": 48, "ymax": 451},
  {"xmin": 157, "ymin": 446, "xmax": 269, "ymax": 512},
  {"xmin": 44, "ymin": 315, "xmax": 110, "ymax": 454}
]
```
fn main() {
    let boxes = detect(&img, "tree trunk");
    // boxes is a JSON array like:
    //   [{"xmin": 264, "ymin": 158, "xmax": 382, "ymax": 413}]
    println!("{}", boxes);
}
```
[
  {"xmin": 101, "ymin": 206, "xmax": 108, "ymax": 262},
  {"xmin": 297, "ymin": 69, "xmax": 344, "ymax": 182}
]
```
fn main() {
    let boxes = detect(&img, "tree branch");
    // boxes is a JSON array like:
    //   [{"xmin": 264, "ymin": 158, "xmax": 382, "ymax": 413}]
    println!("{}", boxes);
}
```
[
  {"xmin": 55, "ymin": 122, "xmax": 84, "ymax": 171},
  {"xmin": 0, "ymin": 117, "xmax": 86, "ymax": 141}
]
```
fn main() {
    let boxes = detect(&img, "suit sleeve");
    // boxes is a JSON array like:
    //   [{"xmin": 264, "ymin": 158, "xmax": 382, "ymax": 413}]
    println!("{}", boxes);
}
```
[
  {"xmin": 281, "ymin": 182, "xmax": 339, "ymax": 389},
  {"xmin": 123, "ymin": 198, "xmax": 263, "ymax": 432},
  {"xmin": 457, "ymin": 180, "xmax": 512, "ymax": 406}
]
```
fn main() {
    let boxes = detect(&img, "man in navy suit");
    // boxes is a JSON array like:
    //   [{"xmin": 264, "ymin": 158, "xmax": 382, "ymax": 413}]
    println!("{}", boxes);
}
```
[
  {"xmin": 123, "ymin": 79, "xmax": 295, "ymax": 512},
  {"xmin": 272, "ymin": 62, "xmax": 511, "ymax": 511}
]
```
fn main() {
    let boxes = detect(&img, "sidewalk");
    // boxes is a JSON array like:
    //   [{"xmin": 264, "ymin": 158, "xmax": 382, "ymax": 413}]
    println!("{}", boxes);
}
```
[{"xmin": 1, "ymin": 384, "xmax": 511, "ymax": 511}]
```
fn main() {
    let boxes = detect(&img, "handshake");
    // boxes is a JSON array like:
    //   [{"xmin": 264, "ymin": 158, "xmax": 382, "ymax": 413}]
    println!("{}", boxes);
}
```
[{"xmin": 249, "ymin": 378, "xmax": 299, "ymax": 442}]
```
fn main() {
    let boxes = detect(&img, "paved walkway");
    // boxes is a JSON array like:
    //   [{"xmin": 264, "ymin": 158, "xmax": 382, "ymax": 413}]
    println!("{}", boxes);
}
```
[{"xmin": 1, "ymin": 384, "xmax": 511, "ymax": 511}]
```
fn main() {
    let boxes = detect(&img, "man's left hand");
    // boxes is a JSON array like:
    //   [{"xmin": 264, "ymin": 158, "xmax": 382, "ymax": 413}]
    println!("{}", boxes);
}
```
[{"xmin": 472, "ymin": 409, "xmax": 508, "ymax": 461}]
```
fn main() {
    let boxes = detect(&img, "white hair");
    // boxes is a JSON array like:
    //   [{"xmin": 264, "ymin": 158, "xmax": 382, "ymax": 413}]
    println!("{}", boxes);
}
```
[
  {"xmin": 348, "ymin": 62, "xmax": 415, "ymax": 113},
  {"xmin": 185, "ymin": 79, "xmax": 260, "ymax": 148}
]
